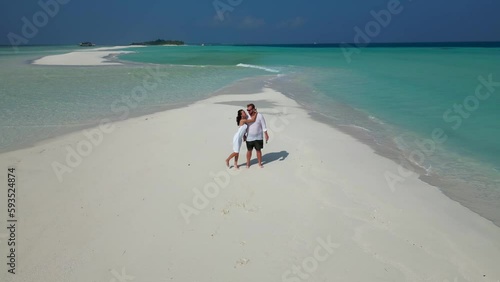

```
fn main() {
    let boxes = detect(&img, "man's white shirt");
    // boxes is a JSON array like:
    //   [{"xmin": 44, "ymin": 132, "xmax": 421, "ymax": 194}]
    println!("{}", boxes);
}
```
[{"xmin": 246, "ymin": 112, "xmax": 267, "ymax": 141}]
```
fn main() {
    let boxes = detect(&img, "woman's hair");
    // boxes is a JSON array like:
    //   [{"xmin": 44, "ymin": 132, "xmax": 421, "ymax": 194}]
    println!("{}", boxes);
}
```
[{"xmin": 236, "ymin": 109, "xmax": 244, "ymax": 126}]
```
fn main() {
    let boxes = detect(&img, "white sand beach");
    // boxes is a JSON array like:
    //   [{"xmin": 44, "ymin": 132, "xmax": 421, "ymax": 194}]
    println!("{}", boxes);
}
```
[
  {"xmin": 32, "ymin": 46, "xmax": 142, "ymax": 66},
  {"xmin": 1, "ymin": 88, "xmax": 500, "ymax": 281}
]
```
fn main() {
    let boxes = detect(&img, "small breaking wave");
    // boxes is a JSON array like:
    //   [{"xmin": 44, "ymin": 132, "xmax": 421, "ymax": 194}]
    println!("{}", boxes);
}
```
[
  {"xmin": 236, "ymin": 63, "xmax": 280, "ymax": 73},
  {"xmin": 368, "ymin": 115, "xmax": 385, "ymax": 125}
]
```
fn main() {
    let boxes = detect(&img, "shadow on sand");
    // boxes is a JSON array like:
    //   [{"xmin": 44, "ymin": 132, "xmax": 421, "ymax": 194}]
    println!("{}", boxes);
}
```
[{"xmin": 249, "ymin": 150, "xmax": 289, "ymax": 166}]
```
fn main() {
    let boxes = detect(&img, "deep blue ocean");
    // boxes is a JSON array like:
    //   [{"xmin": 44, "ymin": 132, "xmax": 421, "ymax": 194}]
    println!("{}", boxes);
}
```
[{"xmin": 0, "ymin": 44, "xmax": 499, "ymax": 224}]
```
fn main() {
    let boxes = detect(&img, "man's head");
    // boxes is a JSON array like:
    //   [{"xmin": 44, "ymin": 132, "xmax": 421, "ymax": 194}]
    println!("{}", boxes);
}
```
[{"xmin": 247, "ymin": 103, "xmax": 256, "ymax": 115}]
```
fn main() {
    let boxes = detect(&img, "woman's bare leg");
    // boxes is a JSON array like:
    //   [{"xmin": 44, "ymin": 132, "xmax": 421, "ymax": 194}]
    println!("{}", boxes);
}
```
[{"xmin": 226, "ymin": 152, "xmax": 238, "ymax": 167}]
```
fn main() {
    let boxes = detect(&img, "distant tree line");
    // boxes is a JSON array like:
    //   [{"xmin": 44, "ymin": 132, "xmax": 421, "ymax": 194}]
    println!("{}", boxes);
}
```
[{"xmin": 130, "ymin": 39, "xmax": 184, "ymax": 45}]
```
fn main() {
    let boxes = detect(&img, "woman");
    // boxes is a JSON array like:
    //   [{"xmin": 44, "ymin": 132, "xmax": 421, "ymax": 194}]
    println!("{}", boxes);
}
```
[{"xmin": 225, "ymin": 109, "xmax": 258, "ymax": 169}]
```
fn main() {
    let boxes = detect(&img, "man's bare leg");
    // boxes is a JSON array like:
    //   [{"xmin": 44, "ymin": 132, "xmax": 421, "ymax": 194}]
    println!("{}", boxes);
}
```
[
  {"xmin": 256, "ymin": 149, "xmax": 263, "ymax": 168},
  {"xmin": 246, "ymin": 150, "xmax": 252, "ymax": 168}
]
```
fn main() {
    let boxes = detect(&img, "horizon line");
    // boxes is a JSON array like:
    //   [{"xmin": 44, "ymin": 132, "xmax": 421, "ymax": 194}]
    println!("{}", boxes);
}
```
[{"xmin": 1, "ymin": 40, "xmax": 500, "ymax": 47}]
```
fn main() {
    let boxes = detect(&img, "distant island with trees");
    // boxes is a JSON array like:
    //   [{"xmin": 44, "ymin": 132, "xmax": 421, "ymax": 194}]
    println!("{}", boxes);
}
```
[{"xmin": 130, "ymin": 39, "xmax": 184, "ymax": 46}]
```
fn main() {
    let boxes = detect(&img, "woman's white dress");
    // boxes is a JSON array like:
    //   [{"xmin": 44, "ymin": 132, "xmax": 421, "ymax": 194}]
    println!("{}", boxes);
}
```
[{"xmin": 232, "ymin": 124, "xmax": 247, "ymax": 153}]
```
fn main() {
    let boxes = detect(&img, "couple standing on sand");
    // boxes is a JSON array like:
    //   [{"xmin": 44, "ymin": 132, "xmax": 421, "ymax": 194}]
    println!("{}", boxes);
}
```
[{"xmin": 226, "ymin": 103, "xmax": 269, "ymax": 169}]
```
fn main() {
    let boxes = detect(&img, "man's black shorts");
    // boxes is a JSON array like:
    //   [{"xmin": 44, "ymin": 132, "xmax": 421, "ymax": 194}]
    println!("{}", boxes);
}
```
[{"xmin": 246, "ymin": 140, "xmax": 264, "ymax": 151}]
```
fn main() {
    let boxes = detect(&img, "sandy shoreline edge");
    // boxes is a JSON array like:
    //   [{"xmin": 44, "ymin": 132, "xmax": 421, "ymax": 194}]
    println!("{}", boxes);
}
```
[
  {"xmin": 1, "ymin": 87, "xmax": 500, "ymax": 281},
  {"xmin": 31, "ymin": 46, "xmax": 144, "ymax": 66}
]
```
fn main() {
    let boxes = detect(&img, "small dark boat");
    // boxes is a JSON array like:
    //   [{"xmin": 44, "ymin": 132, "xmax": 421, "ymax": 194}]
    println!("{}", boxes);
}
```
[{"xmin": 79, "ymin": 42, "xmax": 95, "ymax": 47}]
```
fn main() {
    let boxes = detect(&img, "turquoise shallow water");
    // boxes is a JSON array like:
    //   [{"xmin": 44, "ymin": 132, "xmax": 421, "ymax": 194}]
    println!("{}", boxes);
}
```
[
  {"xmin": 0, "ymin": 46, "xmax": 264, "ymax": 150},
  {"xmin": 122, "ymin": 45, "xmax": 500, "ymax": 173},
  {"xmin": 1, "ymin": 45, "xmax": 499, "ymax": 224}
]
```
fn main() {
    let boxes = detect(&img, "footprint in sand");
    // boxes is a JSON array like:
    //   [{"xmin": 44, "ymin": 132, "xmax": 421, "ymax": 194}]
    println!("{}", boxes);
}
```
[
  {"xmin": 225, "ymin": 201, "xmax": 260, "ymax": 214},
  {"xmin": 234, "ymin": 258, "xmax": 250, "ymax": 268}
]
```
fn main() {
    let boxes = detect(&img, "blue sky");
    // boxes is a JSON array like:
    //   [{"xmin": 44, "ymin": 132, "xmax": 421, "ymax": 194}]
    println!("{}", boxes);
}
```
[{"xmin": 1, "ymin": 0, "xmax": 499, "ymax": 45}]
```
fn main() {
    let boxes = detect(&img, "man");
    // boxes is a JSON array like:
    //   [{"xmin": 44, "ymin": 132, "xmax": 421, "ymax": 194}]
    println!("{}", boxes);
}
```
[{"xmin": 245, "ymin": 103, "xmax": 269, "ymax": 168}]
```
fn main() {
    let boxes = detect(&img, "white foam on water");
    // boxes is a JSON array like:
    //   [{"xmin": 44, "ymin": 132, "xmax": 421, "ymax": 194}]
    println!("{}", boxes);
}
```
[
  {"xmin": 369, "ymin": 115, "xmax": 385, "ymax": 124},
  {"xmin": 236, "ymin": 63, "xmax": 280, "ymax": 73}
]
